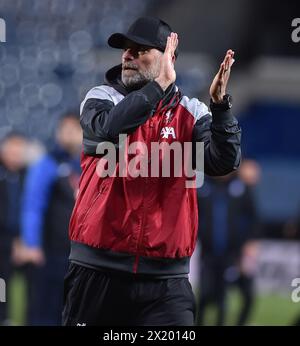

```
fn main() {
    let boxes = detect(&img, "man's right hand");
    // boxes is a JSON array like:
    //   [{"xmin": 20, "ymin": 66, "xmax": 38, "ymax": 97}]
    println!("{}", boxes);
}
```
[{"xmin": 155, "ymin": 32, "xmax": 178, "ymax": 91}]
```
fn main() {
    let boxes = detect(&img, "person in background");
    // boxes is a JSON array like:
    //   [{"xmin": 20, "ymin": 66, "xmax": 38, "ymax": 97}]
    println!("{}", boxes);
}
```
[
  {"xmin": 197, "ymin": 159, "xmax": 260, "ymax": 325},
  {"xmin": 235, "ymin": 159, "xmax": 261, "ymax": 325},
  {"xmin": 0, "ymin": 133, "xmax": 29, "ymax": 325},
  {"xmin": 283, "ymin": 197, "xmax": 300, "ymax": 326},
  {"xmin": 20, "ymin": 114, "xmax": 82, "ymax": 325}
]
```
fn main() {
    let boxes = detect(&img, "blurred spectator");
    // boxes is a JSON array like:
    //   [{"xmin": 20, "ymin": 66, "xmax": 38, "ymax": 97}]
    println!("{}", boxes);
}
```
[
  {"xmin": 283, "ymin": 205, "xmax": 300, "ymax": 326},
  {"xmin": 19, "ymin": 114, "xmax": 82, "ymax": 325},
  {"xmin": 0, "ymin": 133, "xmax": 29, "ymax": 325},
  {"xmin": 196, "ymin": 160, "xmax": 261, "ymax": 325},
  {"xmin": 238, "ymin": 159, "xmax": 261, "ymax": 188},
  {"xmin": 282, "ymin": 204, "xmax": 300, "ymax": 241}
]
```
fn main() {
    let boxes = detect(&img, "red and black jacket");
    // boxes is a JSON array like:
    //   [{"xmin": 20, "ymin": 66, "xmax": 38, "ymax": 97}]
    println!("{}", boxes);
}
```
[{"xmin": 69, "ymin": 64, "xmax": 241, "ymax": 277}]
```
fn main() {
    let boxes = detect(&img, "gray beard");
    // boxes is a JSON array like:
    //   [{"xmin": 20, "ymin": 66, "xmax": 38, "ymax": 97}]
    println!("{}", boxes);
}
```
[
  {"xmin": 121, "ymin": 70, "xmax": 155, "ymax": 91},
  {"xmin": 121, "ymin": 60, "xmax": 160, "ymax": 91}
]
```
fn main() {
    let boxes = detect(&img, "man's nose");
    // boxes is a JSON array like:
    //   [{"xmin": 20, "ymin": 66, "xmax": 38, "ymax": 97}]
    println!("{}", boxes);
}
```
[{"xmin": 123, "ymin": 48, "xmax": 135, "ymax": 60}]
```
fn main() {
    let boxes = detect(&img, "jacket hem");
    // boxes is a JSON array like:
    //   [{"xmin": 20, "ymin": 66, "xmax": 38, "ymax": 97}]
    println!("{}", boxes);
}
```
[{"xmin": 69, "ymin": 240, "xmax": 190, "ymax": 277}]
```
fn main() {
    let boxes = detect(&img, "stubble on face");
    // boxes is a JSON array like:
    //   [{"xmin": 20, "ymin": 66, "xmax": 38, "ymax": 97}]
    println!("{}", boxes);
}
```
[{"xmin": 121, "ymin": 54, "xmax": 161, "ymax": 91}]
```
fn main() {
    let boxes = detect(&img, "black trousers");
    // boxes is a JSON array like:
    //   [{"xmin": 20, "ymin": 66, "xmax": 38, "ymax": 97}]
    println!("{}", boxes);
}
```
[{"xmin": 62, "ymin": 263, "xmax": 196, "ymax": 326}]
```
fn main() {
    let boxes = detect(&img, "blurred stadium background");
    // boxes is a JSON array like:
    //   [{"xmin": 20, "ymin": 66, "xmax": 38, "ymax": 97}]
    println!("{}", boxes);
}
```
[{"xmin": 0, "ymin": 0, "xmax": 300, "ymax": 326}]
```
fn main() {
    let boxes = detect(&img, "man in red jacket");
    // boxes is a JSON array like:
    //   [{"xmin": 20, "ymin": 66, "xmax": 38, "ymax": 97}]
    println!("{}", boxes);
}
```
[{"xmin": 63, "ymin": 17, "xmax": 241, "ymax": 326}]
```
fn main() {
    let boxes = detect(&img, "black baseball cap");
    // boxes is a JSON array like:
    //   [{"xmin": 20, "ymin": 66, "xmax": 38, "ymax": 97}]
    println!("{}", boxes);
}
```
[{"xmin": 108, "ymin": 17, "xmax": 178, "ymax": 57}]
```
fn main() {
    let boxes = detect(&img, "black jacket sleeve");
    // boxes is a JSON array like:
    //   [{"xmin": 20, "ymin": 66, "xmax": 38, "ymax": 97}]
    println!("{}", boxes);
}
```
[
  {"xmin": 192, "ymin": 108, "xmax": 241, "ymax": 176},
  {"xmin": 80, "ymin": 81, "xmax": 164, "ymax": 155}
]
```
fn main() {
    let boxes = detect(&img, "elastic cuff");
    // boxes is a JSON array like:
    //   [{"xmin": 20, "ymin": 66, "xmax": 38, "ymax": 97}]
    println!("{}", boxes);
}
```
[{"xmin": 140, "ymin": 81, "xmax": 164, "ymax": 106}]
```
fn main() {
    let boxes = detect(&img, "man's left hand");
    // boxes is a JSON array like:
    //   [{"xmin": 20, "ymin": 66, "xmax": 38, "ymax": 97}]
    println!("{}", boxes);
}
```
[{"xmin": 209, "ymin": 49, "xmax": 235, "ymax": 103}]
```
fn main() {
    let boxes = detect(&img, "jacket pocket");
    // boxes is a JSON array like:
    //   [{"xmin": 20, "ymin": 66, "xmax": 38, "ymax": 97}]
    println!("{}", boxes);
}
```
[{"xmin": 79, "ymin": 179, "xmax": 110, "ymax": 228}]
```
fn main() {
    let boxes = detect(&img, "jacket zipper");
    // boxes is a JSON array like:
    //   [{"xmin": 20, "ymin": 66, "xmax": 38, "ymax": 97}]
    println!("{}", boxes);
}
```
[
  {"xmin": 133, "ymin": 115, "xmax": 157, "ymax": 274},
  {"xmin": 133, "ymin": 183, "xmax": 147, "ymax": 273},
  {"xmin": 133, "ymin": 94, "xmax": 180, "ymax": 273}
]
